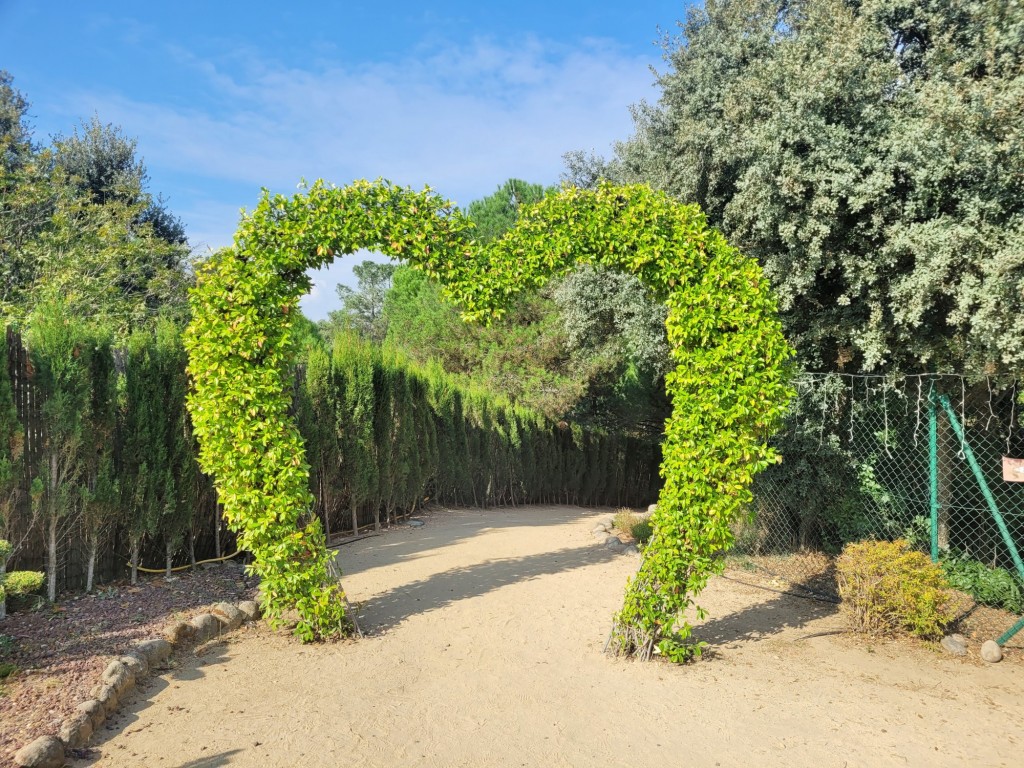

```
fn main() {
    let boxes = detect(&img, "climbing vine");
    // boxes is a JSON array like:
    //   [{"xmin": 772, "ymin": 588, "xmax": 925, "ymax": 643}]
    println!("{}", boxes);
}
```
[{"xmin": 185, "ymin": 179, "xmax": 793, "ymax": 654}]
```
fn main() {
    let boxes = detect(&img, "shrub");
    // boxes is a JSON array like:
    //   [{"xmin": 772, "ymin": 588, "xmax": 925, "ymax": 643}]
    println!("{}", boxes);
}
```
[
  {"xmin": 612, "ymin": 508, "xmax": 639, "ymax": 533},
  {"xmin": 612, "ymin": 508, "xmax": 653, "ymax": 544},
  {"xmin": 941, "ymin": 554, "xmax": 1024, "ymax": 614},
  {"xmin": 631, "ymin": 520, "xmax": 654, "ymax": 545},
  {"xmin": 836, "ymin": 539, "xmax": 955, "ymax": 639},
  {"xmin": 4, "ymin": 571, "xmax": 43, "ymax": 597}
]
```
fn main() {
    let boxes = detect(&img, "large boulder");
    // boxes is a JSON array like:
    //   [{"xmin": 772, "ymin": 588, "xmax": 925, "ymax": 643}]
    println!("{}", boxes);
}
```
[
  {"xmin": 100, "ymin": 660, "xmax": 135, "ymax": 695},
  {"xmin": 237, "ymin": 600, "xmax": 261, "ymax": 622},
  {"xmin": 76, "ymin": 699, "xmax": 106, "ymax": 730},
  {"xmin": 14, "ymin": 735, "xmax": 64, "ymax": 768},
  {"xmin": 119, "ymin": 653, "xmax": 148, "ymax": 678},
  {"xmin": 164, "ymin": 619, "xmax": 195, "ymax": 645},
  {"xmin": 134, "ymin": 638, "xmax": 172, "ymax": 666},
  {"xmin": 981, "ymin": 640, "xmax": 1003, "ymax": 663},
  {"xmin": 58, "ymin": 711, "xmax": 93, "ymax": 749},
  {"xmin": 189, "ymin": 613, "xmax": 221, "ymax": 643},
  {"xmin": 91, "ymin": 683, "xmax": 119, "ymax": 717},
  {"xmin": 211, "ymin": 602, "xmax": 244, "ymax": 631}
]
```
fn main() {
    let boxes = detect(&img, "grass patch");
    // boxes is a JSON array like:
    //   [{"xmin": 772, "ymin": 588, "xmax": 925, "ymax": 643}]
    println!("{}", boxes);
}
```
[{"xmin": 612, "ymin": 508, "xmax": 654, "ymax": 545}]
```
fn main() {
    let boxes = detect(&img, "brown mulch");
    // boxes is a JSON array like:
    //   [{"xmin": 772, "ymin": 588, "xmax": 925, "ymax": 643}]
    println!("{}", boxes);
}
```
[{"xmin": 0, "ymin": 562, "xmax": 256, "ymax": 765}]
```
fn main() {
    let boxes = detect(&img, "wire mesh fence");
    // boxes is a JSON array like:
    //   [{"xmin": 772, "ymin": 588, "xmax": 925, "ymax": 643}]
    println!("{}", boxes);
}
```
[{"xmin": 736, "ymin": 373, "xmax": 1024, "ymax": 639}]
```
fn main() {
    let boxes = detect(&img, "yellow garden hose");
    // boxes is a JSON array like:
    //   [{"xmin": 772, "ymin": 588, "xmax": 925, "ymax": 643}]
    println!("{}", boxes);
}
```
[{"xmin": 131, "ymin": 550, "xmax": 243, "ymax": 574}]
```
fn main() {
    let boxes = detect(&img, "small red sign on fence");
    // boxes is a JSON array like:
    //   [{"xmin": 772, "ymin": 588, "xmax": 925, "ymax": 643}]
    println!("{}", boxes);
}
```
[{"xmin": 1002, "ymin": 457, "xmax": 1024, "ymax": 482}]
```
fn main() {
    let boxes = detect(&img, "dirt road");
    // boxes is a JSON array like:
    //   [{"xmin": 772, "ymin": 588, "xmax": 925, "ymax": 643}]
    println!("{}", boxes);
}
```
[{"xmin": 76, "ymin": 506, "xmax": 1024, "ymax": 767}]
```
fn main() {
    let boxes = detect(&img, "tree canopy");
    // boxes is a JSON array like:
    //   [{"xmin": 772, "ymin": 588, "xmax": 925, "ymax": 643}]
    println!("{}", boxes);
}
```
[
  {"xmin": 0, "ymin": 74, "xmax": 191, "ymax": 335},
  {"xmin": 605, "ymin": 0, "xmax": 1024, "ymax": 374}
]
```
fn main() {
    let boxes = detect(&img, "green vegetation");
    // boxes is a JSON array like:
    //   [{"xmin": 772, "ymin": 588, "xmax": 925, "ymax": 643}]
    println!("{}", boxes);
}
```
[
  {"xmin": 941, "ymin": 554, "xmax": 1024, "ymax": 615},
  {"xmin": 0, "ymin": 74, "xmax": 192, "ymax": 335},
  {"xmin": 607, "ymin": 0, "xmax": 1024, "ymax": 375},
  {"xmin": 186, "ymin": 178, "xmax": 792, "ymax": 659},
  {"xmin": 299, "ymin": 333, "xmax": 658, "ymax": 534},
  {"xmin": 612, "ymin": 508, "xmax": 653, "ymax": 546},
  {"xmin": 0, "ymin": 539, "xmax": 43, "ymax": 618},
  {"xmin": 837, "ymin": 540, "xmax": 956, "ymax": 639}
]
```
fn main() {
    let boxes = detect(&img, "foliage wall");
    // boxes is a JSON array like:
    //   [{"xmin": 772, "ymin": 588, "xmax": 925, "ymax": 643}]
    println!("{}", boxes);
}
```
[
  {"xmin": 296, "ymin": 332, "xmax": 661, "ymax": 537},
  {"xmin": 0, "ymin": 313, "xmax": 659, "ymax": 607}
]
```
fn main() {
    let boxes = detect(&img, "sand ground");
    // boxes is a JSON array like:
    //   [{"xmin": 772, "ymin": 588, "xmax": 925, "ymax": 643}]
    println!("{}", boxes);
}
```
[{"xmin": 75, "ymin": 505, "xmax": 1023, "ymax": 768}]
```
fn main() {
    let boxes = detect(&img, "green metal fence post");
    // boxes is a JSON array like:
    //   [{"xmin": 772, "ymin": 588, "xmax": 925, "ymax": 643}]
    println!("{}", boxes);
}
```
[
  {"xmin": 938, "ymin": 395, "xmax": 1024, "ymax": 581},
  {"xmin": 929, "ymin": 387, "xmax": 939, "ymax": 562},
  {"xmin": 938, "ymin": 394, "xmax": 1024, "ymax": 646}
]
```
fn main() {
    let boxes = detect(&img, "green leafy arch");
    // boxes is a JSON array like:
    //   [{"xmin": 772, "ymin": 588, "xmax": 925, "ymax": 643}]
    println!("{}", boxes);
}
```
[{"xmin": 184, "ymin": 179, "xmax": 793, "ymax": 656}]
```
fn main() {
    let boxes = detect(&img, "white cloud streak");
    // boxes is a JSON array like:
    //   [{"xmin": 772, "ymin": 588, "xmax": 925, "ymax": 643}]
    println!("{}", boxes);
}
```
[{"xmin": 58, "ymin": 34, "xmax": 657, "ymax": 317}]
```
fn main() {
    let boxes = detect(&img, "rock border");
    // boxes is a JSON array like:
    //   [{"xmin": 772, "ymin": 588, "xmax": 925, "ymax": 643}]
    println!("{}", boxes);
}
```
[
  {"xmin": 13, "ymin": 599, "xmax": 262, "ymax": 768},
  {"xmin": 590, "ymin": 515, "xmax": 641, "ymax": 556}
]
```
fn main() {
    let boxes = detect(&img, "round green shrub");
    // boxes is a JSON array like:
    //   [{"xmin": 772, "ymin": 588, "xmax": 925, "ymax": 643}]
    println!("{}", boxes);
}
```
[{"xmin": 4, "ymin": 570, "xmax": 44, "ymax": 596}]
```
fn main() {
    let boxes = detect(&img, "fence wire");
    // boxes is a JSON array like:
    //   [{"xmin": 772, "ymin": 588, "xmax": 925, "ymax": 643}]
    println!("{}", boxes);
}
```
[{"xmin": 736, "ymin": 374, "xmax": 1024, "ymax": 622}]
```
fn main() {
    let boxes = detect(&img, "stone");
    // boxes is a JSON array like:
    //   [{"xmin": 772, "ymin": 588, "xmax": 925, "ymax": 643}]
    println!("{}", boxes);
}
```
[
  {"xmin": 981, "ymin": 640, "xmax": 1003, "ymax": 663},
  {"xmin": 91, "ymin": 683, "xmax": 119, "ymax": 716},
  {"xmin": 134, "ymin": 638, "xmax": 173, "ymax": 666},
  {"xmin": 600, "ymin": 517, "xmax": 614, "ymax": 529},
  {"xmin": 941, "ymin": 635, "xmax": 968, "ymax": 656},
  {"xmin": 100, "ymin": 660, "xmax": 135, "ymax": 695},
  {"xmin": 164, "ymin": 620, "xmax": 195, "ymax": 645},
  {"xmin": 13, "ymin": 735, "xmax": 64, "ymax": 768},
  {"xmin": 58, "ymin": 711, "xmax": 93, "ymax": 749},
  {"xmin": 591, "ymin": 524, "xmax": 609, "ymax": 535},
  {"xmin": 647, "ymin": 503, "xmax": 657, "ymax": 513},
  {"xmin": 237, "ymin": 600, "xmax": 261, "ymax": 621},
  {"xmin": 76, "ymin": 699, "xmax": 106, "ymax": 730},
  {"xmin": 119, "ymin": 653, "xmax": 148, "ymax": 678},
  {"xmin": 408, "ymin": 519, "xmax": 425, "ymax": 527},
  {"xmin": 604, "ymin": 536, "xmax": 625, "ymax": 551},
  {"xmin": 189, "ymin": 613, "xmax": 221, "ymax": 642},
  {"xmin": 624, "ymin": 544, "xmax": 640, "ymax": 555},
  {"xmin": 211, "ymin": 602, "xmax": 244, "ymax": 631}
]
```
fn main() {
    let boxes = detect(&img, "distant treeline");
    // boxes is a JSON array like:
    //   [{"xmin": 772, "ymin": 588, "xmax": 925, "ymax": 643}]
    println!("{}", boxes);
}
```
[{"xmin": 1, "ymin": 318, "xmax": 661, "ymax": 600}]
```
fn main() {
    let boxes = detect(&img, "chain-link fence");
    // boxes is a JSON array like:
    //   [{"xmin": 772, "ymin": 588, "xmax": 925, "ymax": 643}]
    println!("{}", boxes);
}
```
[{"xmin": 736, "ymin": 373, "xmax": 1024, "ymax": 643}]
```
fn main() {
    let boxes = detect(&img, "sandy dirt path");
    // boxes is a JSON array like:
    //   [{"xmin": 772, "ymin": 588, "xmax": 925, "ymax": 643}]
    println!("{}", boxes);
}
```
[{"xmin": 75, "ymin": 506, "xmax": 1023, "ymax": 767}]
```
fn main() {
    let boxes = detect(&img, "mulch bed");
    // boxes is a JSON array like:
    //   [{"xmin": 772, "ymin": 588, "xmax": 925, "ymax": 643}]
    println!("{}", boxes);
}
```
[{"xmin": 0, "ymin": 562, "xmax": 256, "ymax": 765}]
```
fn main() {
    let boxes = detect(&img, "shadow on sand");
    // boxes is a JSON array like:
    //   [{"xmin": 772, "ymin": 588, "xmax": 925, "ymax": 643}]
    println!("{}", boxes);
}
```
[{"xmin": 356, "ymin": 542, "xmax": 623, "ymax": 632}]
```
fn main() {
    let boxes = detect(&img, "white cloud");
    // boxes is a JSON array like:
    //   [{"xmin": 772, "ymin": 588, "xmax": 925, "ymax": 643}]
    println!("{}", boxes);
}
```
[{"xmin": 58, "ymin": 34, "xmax": 657, "ymax": 318}]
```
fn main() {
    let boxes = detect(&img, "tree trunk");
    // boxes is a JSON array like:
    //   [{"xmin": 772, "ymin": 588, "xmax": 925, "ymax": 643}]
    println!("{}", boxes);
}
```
[
  {"xmin": 0, "ymin": 558, "xmax": 7, "ymax": 621},
  {"xmin": 86, "ymin": 536, "xmax": 97, "ymax": 593},
  {"xmin": 165, "ymin": 540, "xmax": 174, "ymax": 579},
  {"xmin": 214, "ymin": 503, "xmax": 222, "ymax": 559},
  {"xmin": 46, "ymin": 511, "xmax": 57, "ymax": 603},
  {"xmin": 130, "ymin": 539, "xmax": 140, "ymax": 586},
  {"xmin": 189, "ymin": 536, "xmax": 196, "ymax": 567},
  {"xmin": 351, "ymin": 501, "xmax": 358, "ymax": 536},
  {"xmin": 373, "ymin": 501, "xmax": 380, "ymax": 532}
]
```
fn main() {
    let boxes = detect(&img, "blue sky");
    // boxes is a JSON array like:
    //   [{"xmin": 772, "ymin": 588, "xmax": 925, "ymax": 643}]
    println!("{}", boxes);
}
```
[{"xmin": 0, "ymin": 1, "xmax": 689, "ymax": 319}]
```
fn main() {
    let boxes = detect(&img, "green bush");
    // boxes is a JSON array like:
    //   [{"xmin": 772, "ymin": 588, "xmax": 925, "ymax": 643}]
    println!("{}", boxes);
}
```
[
  {"xmin": 612, "ymin": 508, "xmax": 653, "ymax": 544},
  {"xmin": 4, "ymin": 571, "xmax": 43, "ymax": 596},
  {"xmin": 941, "ymin": 554, "xmax": 1024, "ymax": 614},
  {"xmin": 837, "ymin": 539, "xmax": 955, "ymax": 639},
  {"xmin": 631, "ymin": 520, "xmax": 654, "ymax": 545}
]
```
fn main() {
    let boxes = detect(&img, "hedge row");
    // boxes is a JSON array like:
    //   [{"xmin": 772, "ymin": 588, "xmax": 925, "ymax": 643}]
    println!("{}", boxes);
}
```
[
  {"xmin": 295, "ymin": 333, "xmax": 662, "ymax": 538},
  {"xmin": 0, "ymin": 315, "xmax": 661, "ymax": 602}
]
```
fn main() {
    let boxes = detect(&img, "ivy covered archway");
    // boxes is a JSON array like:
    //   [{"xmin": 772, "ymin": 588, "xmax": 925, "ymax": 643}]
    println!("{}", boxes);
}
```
[{"xmin": 184, "ymin": 179, "xmax": 792, "ymax": 657}]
